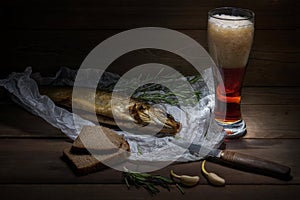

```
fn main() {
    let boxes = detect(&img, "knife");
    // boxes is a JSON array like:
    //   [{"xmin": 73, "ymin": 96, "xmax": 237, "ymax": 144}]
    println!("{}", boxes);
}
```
[{"xmin": 170, "ymin": 139, "xmax": 291, "ymax": 180}]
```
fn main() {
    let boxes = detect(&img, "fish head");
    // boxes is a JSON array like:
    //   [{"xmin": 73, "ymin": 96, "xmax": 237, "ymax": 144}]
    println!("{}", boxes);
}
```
[{"xmin": 129, "ymin": 102, "xmax": 181, "ymax": 136}]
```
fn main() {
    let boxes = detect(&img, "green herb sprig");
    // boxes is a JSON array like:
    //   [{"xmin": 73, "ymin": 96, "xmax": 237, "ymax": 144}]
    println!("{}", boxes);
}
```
[
  {"xmin": 106, "ymin": 69, "xmax": 205, "ymax": 106},
  {"xmin": 131, "ymin": 75, "xmax": 203, "ymax": 106},
  {"xmin": 123, "ymin": 168, "xmax": 184, "ymax": 196}
]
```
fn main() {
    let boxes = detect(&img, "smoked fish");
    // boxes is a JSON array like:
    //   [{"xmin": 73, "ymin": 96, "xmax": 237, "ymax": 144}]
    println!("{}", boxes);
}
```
[{"xmin": 39, "ymin": 86, "xmax": 181, "ymax": 136}]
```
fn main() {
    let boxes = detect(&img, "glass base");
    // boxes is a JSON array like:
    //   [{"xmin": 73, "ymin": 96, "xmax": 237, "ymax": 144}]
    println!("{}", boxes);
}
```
[{"xmin": 216, "ymin": 119, "xmax": 247, "ymax": 138}]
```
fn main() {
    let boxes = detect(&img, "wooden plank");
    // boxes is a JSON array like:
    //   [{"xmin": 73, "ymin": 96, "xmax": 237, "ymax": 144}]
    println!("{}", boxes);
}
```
[
  {"xmin": 0, "ymin": 88, "xmax": 299, "ymax": 138},
  {"xmin": 244, "ymin": 61, "xmax": 299, "ymax": 86},
  {"xmin": 2, "ymin": 0, "xmax": 296, "ymax": 30},
  {"xmin": 3, "ymin": 30, "xmax": 298, "ymax": 86},
  {"xmin": 0, "ymin": 138, "xmax": 298, "ymax": 184},
  {"xmin": 242, "ymin": 87, "xmax": 300, "ymax": 105},
  {"xmin": 0, "ymin": 103, "xmax": 65, "ymax": 138},
  {"xmin": 2, "ymin": 87, "xmax": 299, "ymax": 105},
  {"xmin": 242, "ymin": 105, "xmax": 300, "ymax": 139},
  {"xmin": 0, "ymin": 184, "xmax": 299, "ymax": 200}
]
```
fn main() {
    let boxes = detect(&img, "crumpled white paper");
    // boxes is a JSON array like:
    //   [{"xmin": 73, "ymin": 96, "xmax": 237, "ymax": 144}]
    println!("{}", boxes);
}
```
[{"xmin": 0, "ymin": 67, "xmax": 225, "ymax": 163}]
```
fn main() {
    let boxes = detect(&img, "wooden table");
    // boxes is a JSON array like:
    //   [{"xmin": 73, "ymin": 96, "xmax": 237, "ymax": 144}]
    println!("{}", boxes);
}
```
[
  {"xmin": 0, "ymin": 87, "xmax": 299, "ymax": 200},
  {"xmin": 1, "ymin": 0, "xmax": 299, "ymax": 199}
]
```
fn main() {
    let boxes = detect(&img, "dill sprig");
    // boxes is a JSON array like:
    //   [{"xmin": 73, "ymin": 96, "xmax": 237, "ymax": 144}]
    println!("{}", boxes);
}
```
[{"xmin": 123, "ymin": 168, "xmax": 184, "ymax": 195}]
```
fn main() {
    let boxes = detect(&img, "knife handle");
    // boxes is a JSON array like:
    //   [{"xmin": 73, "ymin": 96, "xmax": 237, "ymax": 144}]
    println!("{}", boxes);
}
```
[{"xmin": 220, "ymin": 150, "xmax": 291, "ymax": 179}]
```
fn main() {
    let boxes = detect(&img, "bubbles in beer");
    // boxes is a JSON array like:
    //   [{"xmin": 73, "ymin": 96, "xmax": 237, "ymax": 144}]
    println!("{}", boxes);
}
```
[{"xmin": 208, "ymin": 14, "xmax": 254, "ymax": 69}]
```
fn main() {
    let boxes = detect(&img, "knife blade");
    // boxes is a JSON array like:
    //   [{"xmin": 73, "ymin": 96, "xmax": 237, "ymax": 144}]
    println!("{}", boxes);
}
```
[{"xmin": 170, "ymin": 139, "xmax": 291, "ymax": 180}]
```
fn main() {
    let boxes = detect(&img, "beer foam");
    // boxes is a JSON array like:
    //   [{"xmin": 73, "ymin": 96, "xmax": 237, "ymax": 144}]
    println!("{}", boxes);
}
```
[
  {"xmin": 209, "ymin": 14, "xmax": 253, "ymax": 28},
  {"xmin": 208, "ymin": 14, "xmax": 254, "ymax": 69}
]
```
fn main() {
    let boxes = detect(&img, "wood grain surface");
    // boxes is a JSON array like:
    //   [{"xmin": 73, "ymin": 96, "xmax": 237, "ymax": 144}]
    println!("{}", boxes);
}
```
[
  {"xmin": 0, "ymin": 138, "xmax": 298, "ymax": 184},
  {"xmin": 2, "ymin": 0, "xmax": 296, "ymax": 30},
  {"xmin": 0, "ymin": 185, "xmax": 298, "ymax": 200},
  {"xmin": 1, "ymin": 87, "xmax": 299, "ymax": 138},
  {"xmin": 4, "ymin": 30, "xmax": 299, "ymax": 86}
]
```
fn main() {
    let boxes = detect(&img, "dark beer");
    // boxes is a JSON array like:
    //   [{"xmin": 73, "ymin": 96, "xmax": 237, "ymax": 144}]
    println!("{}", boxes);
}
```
[
  {"xmin": 214, "ymin": 67, "xmax": 246, "ymax": 123},
  {"xmin": 208, "ymin": 12, "xmax": 254, "ymax": 125}
]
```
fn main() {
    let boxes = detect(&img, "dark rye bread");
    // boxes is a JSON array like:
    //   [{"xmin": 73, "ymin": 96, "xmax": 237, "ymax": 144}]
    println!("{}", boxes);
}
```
[
  {"xmin": 63, "ymin": 147, "xmax": 129, "ymax": 175},
  {"xmin": 71, "ymin": 126, "xmax": 130, "ymax": 154},
  {"xmin": 62, "ymin": 125, "xmax": 130, "ymax": 175}
]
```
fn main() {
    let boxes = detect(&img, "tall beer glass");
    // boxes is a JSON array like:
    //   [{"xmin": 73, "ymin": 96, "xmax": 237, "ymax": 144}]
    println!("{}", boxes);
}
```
[{"xmin": 208, "ymin": 7, "xmax": 254, "ymax": 138}]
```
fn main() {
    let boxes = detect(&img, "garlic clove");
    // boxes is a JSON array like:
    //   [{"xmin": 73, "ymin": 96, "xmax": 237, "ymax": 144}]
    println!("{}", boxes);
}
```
[
  {"xmin": 206, "ymin": 172, "xmax": 225, "ymax": 186},
  {"xmin": 179, "ymin": 175, "xmax": 200, "ymax": 186},
  {"xmin": 201, "ymin": 160, "xmax": 226, "ymax": 186},
  {"xmin": 170, "ymin": 170, "xmax": 181, "ymax": 179},
  {"xmin": 170, "ymin": 170, "xmax": 200, "ymax": 187}
]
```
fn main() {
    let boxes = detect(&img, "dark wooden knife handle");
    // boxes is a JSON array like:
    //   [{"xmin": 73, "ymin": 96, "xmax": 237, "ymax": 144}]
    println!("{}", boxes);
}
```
[{"xmin": 220, "ymin": 150, "xmax": 291, "ymax": 178}]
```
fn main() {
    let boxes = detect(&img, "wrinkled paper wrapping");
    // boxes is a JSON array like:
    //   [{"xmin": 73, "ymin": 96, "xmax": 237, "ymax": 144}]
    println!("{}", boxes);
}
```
[{"xmin": 0, "ymin": 67, "xmax": 225, "ymax": 162}]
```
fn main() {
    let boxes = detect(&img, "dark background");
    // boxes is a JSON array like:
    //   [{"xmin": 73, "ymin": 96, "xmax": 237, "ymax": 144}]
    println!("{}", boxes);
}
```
[{"xmin": 2, "ymin": 0, "xmax": 298, "ymax": 87}]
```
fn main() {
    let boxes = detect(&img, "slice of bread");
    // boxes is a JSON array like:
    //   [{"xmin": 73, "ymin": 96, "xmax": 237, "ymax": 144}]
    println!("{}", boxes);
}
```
[
  {"xmin": 63, "ymin": 125, "xmax": 130, "ymax": 175},
  {"xmin": 63, "ymin": 147, "xmax": 105, "ymax": 175},
  {"xmin": 63, "ymin": 147, "xmax": 129, "ymax": 175},
  {"xmin": 71, "ymin": 125, "xmax": 130, "ymax": 154}
]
